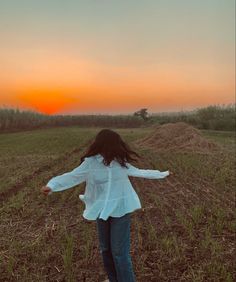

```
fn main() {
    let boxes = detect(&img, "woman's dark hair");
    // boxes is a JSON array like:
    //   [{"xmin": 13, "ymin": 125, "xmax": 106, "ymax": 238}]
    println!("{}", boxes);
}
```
[{"xmin": 80, "ymin": 129, "xmax": 140, "ymax": 168}]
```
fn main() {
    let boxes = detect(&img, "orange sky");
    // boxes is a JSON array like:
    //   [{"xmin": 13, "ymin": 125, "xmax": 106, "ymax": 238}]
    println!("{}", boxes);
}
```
[
  {"xmin": 0, "ymin": 1, "xmax": 235, "ymax": 114},
  {"xmin": 1, "ymin": 52, "xmax": 234, "ymax": 114}
]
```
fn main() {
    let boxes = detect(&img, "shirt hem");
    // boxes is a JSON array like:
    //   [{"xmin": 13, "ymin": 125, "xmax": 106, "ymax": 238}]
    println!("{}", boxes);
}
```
[{"xmin": 82, "ymin": 206, "xmax": 142, "ymax": 221}]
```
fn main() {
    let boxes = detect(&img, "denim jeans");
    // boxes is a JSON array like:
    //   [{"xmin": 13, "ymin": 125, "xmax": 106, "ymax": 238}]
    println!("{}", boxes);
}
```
[{"xmin": 96, "ymin": 212, "xmax": 136, "ymax": 282}]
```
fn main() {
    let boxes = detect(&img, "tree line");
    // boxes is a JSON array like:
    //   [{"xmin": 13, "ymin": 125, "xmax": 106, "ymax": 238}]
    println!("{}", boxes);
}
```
[
  {"xmin": 0, "ymin": 108, "xmax": 145, "ymax": 132},
  {"xmin": 149, "ymin": 104, "xmax": 235, "ymax": 131},
  {"xmin": 0, "ymin": 104, "xmax": 235, "ymax": 132}
]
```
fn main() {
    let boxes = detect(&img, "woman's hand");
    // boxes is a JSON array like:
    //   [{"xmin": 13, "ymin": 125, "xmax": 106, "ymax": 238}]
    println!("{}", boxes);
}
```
[
  {"xmin": 168, "ymin": 170, "xmax": 174, "ymax": 176},
  {"xmin": 41, "ymin": 186, "xmax": 52, "ymax": 195}
]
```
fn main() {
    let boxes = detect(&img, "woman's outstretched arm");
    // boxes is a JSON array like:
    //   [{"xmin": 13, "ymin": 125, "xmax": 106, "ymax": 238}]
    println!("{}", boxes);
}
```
[
  {"xmin": 42, "ymin": 157, "xmax": 90, "ymax": 194},
  {"xmin": 126, "ymin": 163, "xmax": 171, "ymax": 179}
]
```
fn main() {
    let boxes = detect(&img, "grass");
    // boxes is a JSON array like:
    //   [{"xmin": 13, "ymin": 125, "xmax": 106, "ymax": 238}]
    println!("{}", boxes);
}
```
[
  {"xmin": 201, "ymin": 129, "xmax": 236, "ymax": 151},
  {"xmin": 0, "ymin": 126, "xmax": 235, "ymax": 281},
  {"xmin": 61, "ymin": 232, "xmax": 75, "ymax": 282}
]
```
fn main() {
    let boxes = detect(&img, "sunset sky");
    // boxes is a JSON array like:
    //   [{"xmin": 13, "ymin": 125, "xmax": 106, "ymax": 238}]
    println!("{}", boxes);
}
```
[{"xmin": 0, "ymin": 0, "xmax": 235, "ymax": 115}]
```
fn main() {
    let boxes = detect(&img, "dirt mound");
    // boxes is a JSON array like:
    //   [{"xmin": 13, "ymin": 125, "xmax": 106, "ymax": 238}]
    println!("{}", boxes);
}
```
[{"xmin": 134, "ymin": 122, "xmax": 220, "ymax": 153}]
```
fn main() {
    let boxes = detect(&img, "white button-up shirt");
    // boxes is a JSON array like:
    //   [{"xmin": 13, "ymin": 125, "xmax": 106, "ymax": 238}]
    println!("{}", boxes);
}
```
[{"xmin": 46, "ymin": 154, "xmax": 169, "ymax": 220}]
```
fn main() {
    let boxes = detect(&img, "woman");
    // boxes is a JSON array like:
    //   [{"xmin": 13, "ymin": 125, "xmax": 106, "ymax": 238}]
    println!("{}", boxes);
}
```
[{"xmin": 41, "ymin": 129, "xmax": 172, "ymax": 282}]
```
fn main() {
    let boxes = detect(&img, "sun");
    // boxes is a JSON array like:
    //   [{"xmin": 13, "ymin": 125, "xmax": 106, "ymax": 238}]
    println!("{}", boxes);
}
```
[{"xmin": 16, "ymin": 88, "xmax": 79, "ymax": 115}]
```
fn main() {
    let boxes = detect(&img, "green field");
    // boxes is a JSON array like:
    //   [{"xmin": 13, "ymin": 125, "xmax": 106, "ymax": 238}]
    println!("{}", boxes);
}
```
[{"xmin": 0, "ymin": 126, "xmax": 235, "ymax": 281}]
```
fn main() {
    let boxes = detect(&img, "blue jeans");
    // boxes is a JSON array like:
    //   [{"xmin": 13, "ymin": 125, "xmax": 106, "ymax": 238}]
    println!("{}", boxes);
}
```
[{"xmin": 96, "ymin": 212, "xmax": 136, "ymax": 282}]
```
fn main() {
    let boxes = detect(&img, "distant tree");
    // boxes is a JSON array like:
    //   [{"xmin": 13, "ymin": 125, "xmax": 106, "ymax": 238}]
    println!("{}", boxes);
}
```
[{"xmin": 133, "ymin": 108, "xmax": 149, "ymax": 121}]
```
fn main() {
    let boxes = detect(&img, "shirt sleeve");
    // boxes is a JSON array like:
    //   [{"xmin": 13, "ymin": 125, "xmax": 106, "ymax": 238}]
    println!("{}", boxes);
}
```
[
  {"xmin": 126, "ymin": 163, "xmax": 169, "ymax": 179},
  {"xmin": 46, "ymin": 157, "xmax": 90, "ymax": 192}
]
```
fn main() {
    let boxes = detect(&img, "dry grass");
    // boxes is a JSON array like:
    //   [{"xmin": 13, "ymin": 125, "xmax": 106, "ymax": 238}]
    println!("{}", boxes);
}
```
[{"xmin": 0, "ymin": 125, "xmax": 235, "ymax": 281}]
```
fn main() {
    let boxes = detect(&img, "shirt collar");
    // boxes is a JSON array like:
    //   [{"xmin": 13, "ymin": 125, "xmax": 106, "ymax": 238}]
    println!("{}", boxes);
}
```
[
  {"xmin": 95, "ymin": 154, "xmax": 104, "ymax": 163},
  {"xmin": 95, "ymin": 154, "xmax": 115, "ymax": 167}
]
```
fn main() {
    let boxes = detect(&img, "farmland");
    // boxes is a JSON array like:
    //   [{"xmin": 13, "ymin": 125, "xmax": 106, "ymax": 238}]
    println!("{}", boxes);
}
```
[{"xmin": 0, "ymin": 125, "xmax": 235, "ymax": 281}]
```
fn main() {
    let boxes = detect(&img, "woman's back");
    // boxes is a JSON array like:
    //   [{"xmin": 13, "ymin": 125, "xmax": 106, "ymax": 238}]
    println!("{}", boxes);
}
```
[{"xmin": 46, "ymin": 153, "xmax": 169, "ymax": 220}]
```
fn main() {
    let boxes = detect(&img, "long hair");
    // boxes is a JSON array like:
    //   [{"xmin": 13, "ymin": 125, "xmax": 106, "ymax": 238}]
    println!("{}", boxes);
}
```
[{"xmin": 80, "ymin": 129, "xmax": 141, "ymax": 168}]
